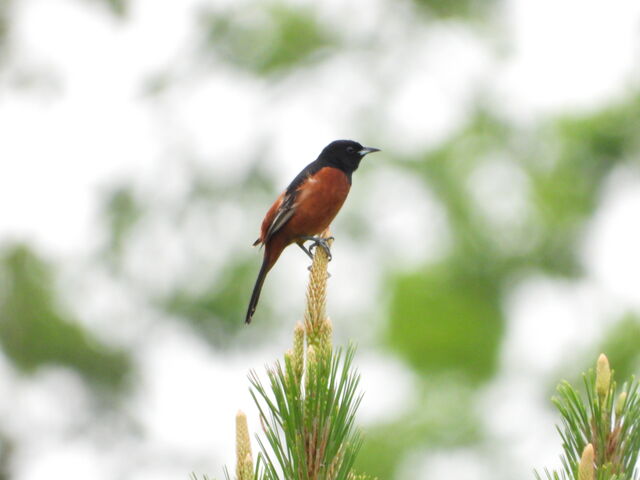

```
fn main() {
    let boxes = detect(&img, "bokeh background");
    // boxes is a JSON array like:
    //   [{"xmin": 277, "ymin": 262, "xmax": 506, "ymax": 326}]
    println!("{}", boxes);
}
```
[{"xmin": 1, "ymin": 0, "xmax": 640, "ymax": 478}]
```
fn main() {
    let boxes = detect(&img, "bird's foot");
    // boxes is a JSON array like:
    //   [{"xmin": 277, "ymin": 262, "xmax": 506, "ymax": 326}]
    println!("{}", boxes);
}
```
[{"xmin": 300, "ymin": 236, "xmax": 333, "ymax": 261}]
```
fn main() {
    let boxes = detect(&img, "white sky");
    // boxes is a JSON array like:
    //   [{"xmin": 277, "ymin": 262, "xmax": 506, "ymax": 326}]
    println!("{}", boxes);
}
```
[{"xmin": 1, "ymin": 0, "xmax": 640, "ymax": 479}]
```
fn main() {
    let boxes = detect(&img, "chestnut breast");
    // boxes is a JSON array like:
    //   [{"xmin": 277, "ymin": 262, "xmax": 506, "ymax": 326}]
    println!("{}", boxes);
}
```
[{"xmin": 284, "ymin": 166, "xmax": 351, "ymax": 240}]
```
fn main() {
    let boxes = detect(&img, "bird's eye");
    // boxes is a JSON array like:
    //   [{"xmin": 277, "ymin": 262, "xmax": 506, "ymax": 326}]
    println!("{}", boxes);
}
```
[{"xmin": 346, "ymin": 146, "xmax": 355, "ymax": 153}]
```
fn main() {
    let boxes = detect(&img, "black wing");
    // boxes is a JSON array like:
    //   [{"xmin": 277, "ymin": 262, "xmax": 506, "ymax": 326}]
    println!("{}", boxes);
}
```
[
  {"xmin": 263, "ymin": 192, "xmax": 296, "ymax": 243},
  {"xmin": 262, "ymin": 158, "xmax": 325, "ymax": 243}
]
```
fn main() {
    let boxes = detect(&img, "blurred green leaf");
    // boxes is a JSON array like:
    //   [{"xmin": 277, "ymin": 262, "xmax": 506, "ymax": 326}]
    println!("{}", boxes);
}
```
[
  {"xmin": 0, "ymin": 244, "xmax": 131, "ymax": 390},
  {"xmin": 0, "ymin": 0, "xmax": 11, "ymax": 65},
  {"xmin": 558, "ymin": 94, "xmax": 640, "ymax": 161},
  {"xmin": 386, "ymin": 258, "xmax": 503, "ymax": 383},
  {"xmin": 530, "ymin": 94, "xmax": 640, "ymax": 242},
  {"xmin": 545, "ymin": 314, "xmax": 640, "ymax": 403},
  {"xmin": 162, "ymin": 257, "xmax": 270, "ymax": 347},
  {"xmin": 0, "ymin": 431, "xmax": 11, "ymax": 480},
  {"xmin": 407, "ymin": 97, "xmax": 640, "ymax": 282},
  {"xmin": 87, "ymin": 0, "xmax": 128, "ymax": 17},
  {"xmin": 597, "ymin": 314, "xmax": 640, "ymax": 382},
  {"xmin": 102, "ymin": 184, "xmax": 142, "ymax": 262},
  {"xmin": 383, "ymin": 113, "xmax": 507, "ymax": 384},
  {"xmin": 201, "ymin": 3, "xmax": 336, "ymax": 75},
  {"xmin": 412, "ymin": 109, "xmax": 512, "ymax": 245},
  {"xmin": 106, "ymin": 0, "xmax": 126, "ymax": 16},
  {"xmin": 356, "ymin": 380, "xmax": 480, "ymax": 478},
  {"xmin": 413, "ymin": 0, "xmax": 498, "ymax": 19}
]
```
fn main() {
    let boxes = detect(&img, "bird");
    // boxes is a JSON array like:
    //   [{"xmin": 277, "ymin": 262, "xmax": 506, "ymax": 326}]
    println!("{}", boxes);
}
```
[{"xmin": 245, "ymin": 139, "xmax": 380, "ymax": 324}]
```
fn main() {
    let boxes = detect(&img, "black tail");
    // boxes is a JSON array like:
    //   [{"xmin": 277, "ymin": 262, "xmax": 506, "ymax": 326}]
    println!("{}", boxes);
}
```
[{"xmin": 245, "ymin": 256, "xmax": 270, "ymax": 324}]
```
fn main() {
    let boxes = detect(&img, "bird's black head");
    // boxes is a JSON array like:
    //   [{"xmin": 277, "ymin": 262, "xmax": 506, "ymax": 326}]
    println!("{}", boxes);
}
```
[{"xmin": 318, "ymin": 139, "xmax": 380, "ymax": 175}]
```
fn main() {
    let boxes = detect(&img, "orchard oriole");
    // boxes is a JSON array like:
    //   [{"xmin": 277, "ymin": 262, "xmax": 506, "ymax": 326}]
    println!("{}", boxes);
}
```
[{"xmin": 245, "ymin": 139, "xmax": 380, "ymax": 324}]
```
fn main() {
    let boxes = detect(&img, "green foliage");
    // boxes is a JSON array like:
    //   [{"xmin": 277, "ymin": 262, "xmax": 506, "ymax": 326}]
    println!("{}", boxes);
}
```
[
  {"xmin": 201, "ymin": 3, "xmax": 335, "ymax": 75},
  {"xmin": 190, "ymin": 474, "xmax": 214, "ymax": 480},
  {"xmin": 232, "ymin": 247, "xmax": 372, "ymax": 480},
  {"xmin": 384, "ymin": 112, "xmax": 507, "ymax": 384},
  {"xmin": 596, "ymin": 315, "xmax": 640, "ymax": 383},
  {"xmin": 0, "ymin": 244, "xmax": 130, "ymax": 390},
  {"xmin": 102, "ymin": 184, "xmax": 142, "ymax": 263},
  {"xmin": 0, "ymin": 0, "xmax": 9, "ymax": 61},
  {"xmin": 163, "ymin": 257, "xmax": 269, "ymax": 348},
  {"xmin": 387, "ymin": 262, "xmax": 502, "ymax": 382},
  {"xmin": 96, "ymin": 160, "xmax": 281, "ymax": 348},
  {"xmin": 357, "ymin": 381, "xmax": 480, "ymax": 479},
  {"xmin": 87, "ymin": 0, "xmax": 127, "ymax": 16},
  {"xmin": 250, "ymin": 346, "xmax": 363, "ymax": 479},
  {"xmin": 530, "ymin": 96, "xmax": 640, "ymax": 238},
  {"xmin": 373, "ymin": 95, "xmax": 640, "ymax": 477},
  {"xmin": 0, "ymin": 431, "xmax": 11, "ymax": 480},
  {"xmin": 413, "ymin": 0, "xmax": 498, "ymax": 19},
  {"xmin": 556, "ymin": 94, "xmax": 640, "ymax": 163},
  {"xmin": 536, "ymin": 356, "xmax": 640, "ymax": 480},
  {"xmin": 385, "ymin": 94, "xmax": 640, "ymax": 386}
]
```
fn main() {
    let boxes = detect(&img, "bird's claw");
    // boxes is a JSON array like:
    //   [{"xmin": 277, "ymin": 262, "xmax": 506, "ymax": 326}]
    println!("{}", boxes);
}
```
[{"xmin": 308, "ymin": 237, "xmax": 333, "ymax": 261}]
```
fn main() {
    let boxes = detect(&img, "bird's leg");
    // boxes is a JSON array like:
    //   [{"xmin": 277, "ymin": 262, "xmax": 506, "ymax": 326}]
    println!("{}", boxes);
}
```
[
  {"xmin": 299, "ymin": 235, "xmax": 333, "ymax": 261},
  {"xmin": 296, "ymin": 241, "xmax": 314, "ymax": 260}
]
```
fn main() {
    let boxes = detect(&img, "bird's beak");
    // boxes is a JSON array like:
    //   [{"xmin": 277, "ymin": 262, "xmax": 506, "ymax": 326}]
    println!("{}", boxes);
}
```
[{"xmin": 358, "ymin": 146, "xmax": 381, "ymax": 156}]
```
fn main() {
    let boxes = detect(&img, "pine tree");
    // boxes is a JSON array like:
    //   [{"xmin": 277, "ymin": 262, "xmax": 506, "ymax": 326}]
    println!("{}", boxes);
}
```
[
  {"xmin": 213, "ymin": 238, "xmax": 374, "ymax": 480},
  {"xmin": 536, "ymin": 354, "xmax": 640, "ymax": 480}
]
